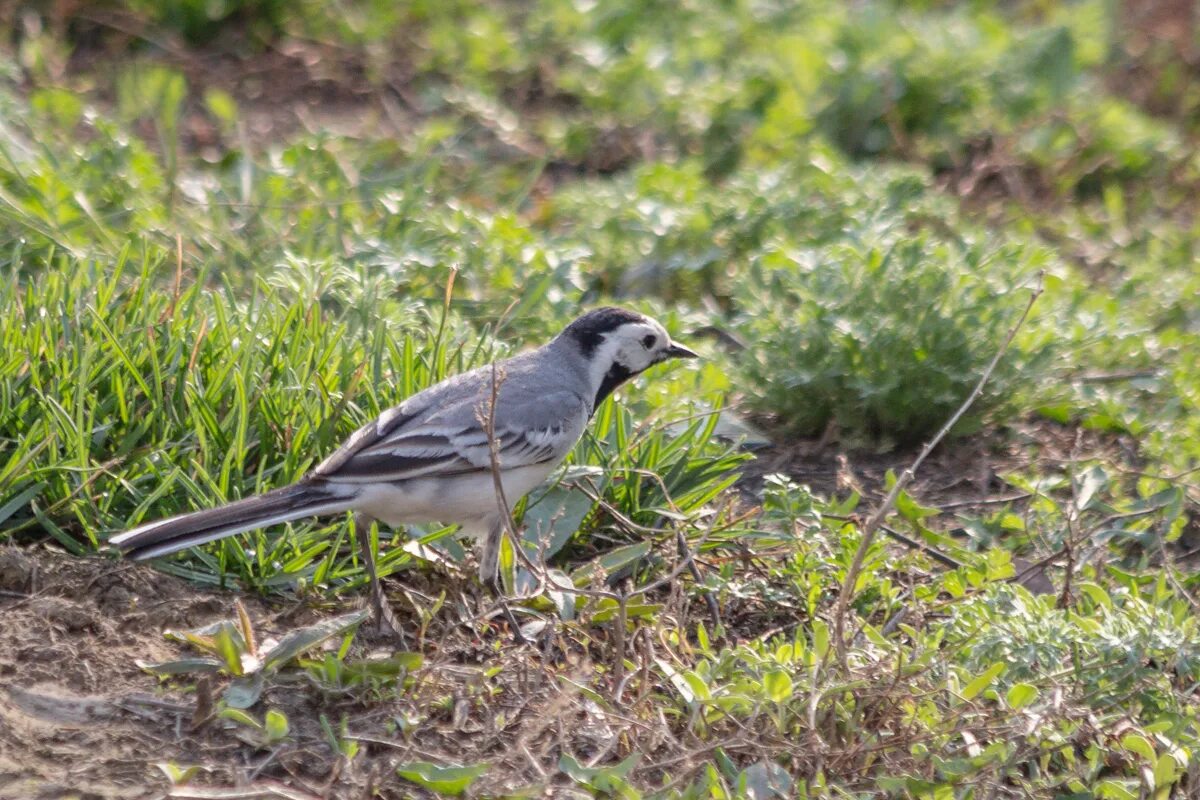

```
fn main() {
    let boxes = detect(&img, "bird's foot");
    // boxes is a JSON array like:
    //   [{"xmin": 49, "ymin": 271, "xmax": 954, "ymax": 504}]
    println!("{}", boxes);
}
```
[
  {"xmin": 482, "ymin": 572, "xmax": 535, "ymax": 646},
  {"xmin": 498, "ymin": 600, "xmax": 532, "ymax": 646},
  {"xmin": 363, "ymin": 569, "xmax": 408, "ymax": 646}
]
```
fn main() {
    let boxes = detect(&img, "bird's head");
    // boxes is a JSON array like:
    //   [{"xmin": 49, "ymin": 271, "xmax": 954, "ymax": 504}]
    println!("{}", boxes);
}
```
[{"xmin": 559, "ymin": 307, "xmax": 698, "ymax": 410}]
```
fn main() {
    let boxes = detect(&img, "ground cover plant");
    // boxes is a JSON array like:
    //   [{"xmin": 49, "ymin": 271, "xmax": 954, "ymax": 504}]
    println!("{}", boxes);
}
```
[{"xmin": 3, "ymin": 0, "xmax": 1200, "ymax": 797}]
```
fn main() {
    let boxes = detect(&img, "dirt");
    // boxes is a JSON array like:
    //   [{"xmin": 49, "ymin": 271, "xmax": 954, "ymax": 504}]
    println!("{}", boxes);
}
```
[
  {"xmin": 0, "ymin": 546, "xmax": 288, "ymax": 798},
  {"xmin": 6, "ymin": 4, "xmax": 666, "ymax": 199},
  {"xmin": 0, "ymin": 545, "xmax": 479, "ymax": 799},
  {"xmin": 741, "ymin": 417, "xmax": 1141, "ymax": 511},
  {"xmin": 0, "ymin": 544, "xmax": 681, "ymax": 799},
  {"xmin": 738, "ymin": 417, "xmax": 1168, "ymax": 596}
]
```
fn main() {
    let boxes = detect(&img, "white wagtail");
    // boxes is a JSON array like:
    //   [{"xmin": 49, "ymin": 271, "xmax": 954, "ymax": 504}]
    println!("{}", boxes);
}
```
[{"xmin": 110, "ymin": 307, "xmax": 697, "ymax": 635}]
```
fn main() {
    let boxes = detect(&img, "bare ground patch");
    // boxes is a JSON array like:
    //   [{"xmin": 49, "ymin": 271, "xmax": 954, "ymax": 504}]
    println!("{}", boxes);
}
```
[
  {"xmin": 742, "ymin": 417, "xmax": 1144, "ymax": 514},
  {"xmin": 0, "ymin": 544, "xmax": 719, "ymax": 798},
  {"xmin": 0, "ymin": 545, "xmax": 331, "ymax": 798}
]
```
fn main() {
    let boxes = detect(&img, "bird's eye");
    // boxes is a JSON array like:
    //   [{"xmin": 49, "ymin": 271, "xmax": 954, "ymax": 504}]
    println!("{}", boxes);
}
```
[{"xmin": 641, "ymin": 334, "xmax": 657, "ymax": 349}]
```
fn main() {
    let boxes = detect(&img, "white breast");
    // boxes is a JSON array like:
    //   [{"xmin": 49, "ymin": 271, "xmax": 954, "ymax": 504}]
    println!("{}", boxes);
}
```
[{"xmin": 352, "ymin": 462, "xmax": 561, "ymax": 534}]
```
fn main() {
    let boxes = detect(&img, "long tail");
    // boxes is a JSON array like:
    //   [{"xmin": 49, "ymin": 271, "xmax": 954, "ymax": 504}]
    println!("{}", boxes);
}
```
[{"xmin": 109, "ymin": 482, "xmax": 356, "ymax": 561}]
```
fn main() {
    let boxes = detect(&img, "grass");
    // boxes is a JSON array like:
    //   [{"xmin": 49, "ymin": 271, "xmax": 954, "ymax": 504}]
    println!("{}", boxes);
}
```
[
  {"xmin": 3, "ymin": 0, "xmax": 1200, "ymax": 796},
  {"xmin": 0, "ymin": 248, "xmax": 739, "ymax": 595}
]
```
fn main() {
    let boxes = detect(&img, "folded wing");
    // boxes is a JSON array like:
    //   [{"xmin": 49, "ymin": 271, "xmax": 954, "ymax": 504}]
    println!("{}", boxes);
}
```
[{"xmin": 311, "ymin": 384, "xmax": 586, "ymax": 485}]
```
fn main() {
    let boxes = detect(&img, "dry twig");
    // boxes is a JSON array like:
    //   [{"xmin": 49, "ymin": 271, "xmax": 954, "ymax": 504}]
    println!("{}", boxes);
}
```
[
  {"xmin": 831, "ymin": 275, "xmax": 1044, "ymax": 663},
  {"xmin": 477, "ymin": 360, "xmax": 722, "ymax": 663}
]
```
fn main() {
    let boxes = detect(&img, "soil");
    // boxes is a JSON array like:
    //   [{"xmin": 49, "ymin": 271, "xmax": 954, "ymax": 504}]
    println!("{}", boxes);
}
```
[
  {"xmin": 742, "ymin": 417, "xmax": 1143, "ymax": 512},
  {"xmin": 0, "ymin": 545, "xmax": 316, "ymax": 799},
  {"xmin": 0, "ymin": 544, "xmax": 671, "ymax": 799}
]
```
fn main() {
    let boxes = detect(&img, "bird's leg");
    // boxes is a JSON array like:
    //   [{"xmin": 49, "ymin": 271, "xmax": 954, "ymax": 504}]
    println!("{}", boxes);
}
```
[
  {"xmin": 355, "ymin": 513, "xmax": 406, "ymax": 643},
  {"xmin": 479, "ymin": 518, "xmax": 529, "ymax": 645}
]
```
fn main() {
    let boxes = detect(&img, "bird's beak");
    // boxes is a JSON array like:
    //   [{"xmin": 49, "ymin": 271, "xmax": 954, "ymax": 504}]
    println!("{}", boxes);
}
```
[{"xmin": 663, "ymin": 341, "xmax": 699, "ymax": 360}]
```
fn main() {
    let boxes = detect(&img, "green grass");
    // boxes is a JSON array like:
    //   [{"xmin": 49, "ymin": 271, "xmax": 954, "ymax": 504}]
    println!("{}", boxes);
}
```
[
  {"xmin": 0, "ymin": 246, "xmax": 739, "ymax": 594},
  {"xmin": 4, "ymin": 0, "xmax": 1200, "ymax": 796}
]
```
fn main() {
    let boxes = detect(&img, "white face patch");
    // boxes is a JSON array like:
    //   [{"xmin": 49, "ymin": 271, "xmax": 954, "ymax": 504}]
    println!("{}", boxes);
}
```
[
  {"xmin": 565, "ymin": 310, "xmax": 696, "ymax": 411},
  {"xmin": 610, "ymin": 320, "xmax": 674, "ymax": 372},
  {"xmin": 584, "ymin": 319, "xmax": 674, "ymax": 392}
]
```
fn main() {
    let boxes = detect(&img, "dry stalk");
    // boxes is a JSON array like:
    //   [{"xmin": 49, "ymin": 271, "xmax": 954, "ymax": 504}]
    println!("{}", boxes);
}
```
[
  {"xmin": 477, "ymin": 360, "xmax": 725, "ymax": 669},
  {"xmin": 831, "ymin": 274, "xmax": 1044, "ymax": 663},
  {"xmin": 677, "ymin": 527, "xmax": 722, "ymax": 631},
  {"xmin": 611, "ymin": 587, "xmax": 628, "ymax": 695},
  {"xmin": 823, "ymin": 513, "xmax": 965, "ymax": 570}
]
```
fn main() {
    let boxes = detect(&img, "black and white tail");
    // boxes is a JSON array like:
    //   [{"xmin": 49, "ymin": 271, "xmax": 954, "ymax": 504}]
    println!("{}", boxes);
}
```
[{"xmin": 109, "ymin": 482, "xmax": 354, "ymax": 561}]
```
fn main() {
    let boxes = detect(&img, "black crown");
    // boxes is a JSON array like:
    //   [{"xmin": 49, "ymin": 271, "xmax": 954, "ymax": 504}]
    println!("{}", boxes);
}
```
[{"xmin": 562, "ymin": 307, "xmax": 646, "ymax": 357}]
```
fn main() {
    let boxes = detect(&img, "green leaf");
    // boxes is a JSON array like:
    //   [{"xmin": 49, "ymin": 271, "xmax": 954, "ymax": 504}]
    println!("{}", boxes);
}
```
[
  {"xmin": 218, "ymin": 707, "xmax": 262, "ymax": 731},
  {"xmin": 1154, "ymin": 753, "xmax": 1177, "ymax": 787},
  {"xmin": 1096, "ymin": 779, "xmax": 1137, "ymax": 800},
  {"xmin": 223, "ymin": 673, "xmax": 264, "ymax": 710},
  {"xmin": 203, "ymin": 88, "xmax": 238, "ymax": 126},
  {"xmin": 396, "ymin": 761, "xmax": 488, "ymax": 796},
  {"xmin": 1077, "ymin": 582, "xmax": 1112, "ymax": 611},
  {"xmin": 261, "ymin": 610, "xmax": 369, "ymax": 672},
  {"xmin": 213, "ymin": 625, "xmax": 245, "ymax": 676},
  {"xmin": 0, "ymin": 483, "xmax": 45, "ymax": 527},
  {"xmin": 1121, "ymin": 733, "xmax": 1155, "ymax": 762},
  {"xmin": 570, "ymin": 540, "xmax": 652, "ymax": 584},
  {"xmin": 1074, "ymin": 464, "xmax": 1108, "ymax": 512},
  {"xmin": 762, "ymin": 670, "xmax": 793, "ymax": 703},
  {"xmin": 136, "ymin": 657, "xmax": 224, "ymax": 675},
  {"xmin": 545, "ymin": 568, "xmax": 577, "ymax": 621},
  {"xmin": 264, "ymin": 709, "xmax": 290, "ymax": 744},
  {"xmin": 738, "ymin": 760, "xmax": 793, "ymax": 800},
  {"xmin": 828, "ymin": 491, "xmax": 860, "ymax": 516},
  {"xmin": 1005, "ymin": 683, "xmax": 1038, "ymax": 710},
  {"xmin": 559, "ymin": 753, "xmax": 641, "ymax": 798},
  {"xmin": 811, "ymin": 619, "xmax": 830, "ymax": 660},
  {"xmin": 522, "ymin": 480, "xmax": 595, "ymax": 561},
  {"xmin": 961, "ymin": 663, "xmax": 1005, "ymax": 700},
  {"xmin": 590, "ymin": 600, "xmax": 662, "ymax": 624},
  {"xmin": 682, "ymin": 671, "xmax": 712, "ymax": 703},
  {"xmin": 167, "ymin": 620, "xmax": 247, "ymax": 657},
  {"xmin": 714, "ymin": 747, "xmax": 739, "ymax": 782},
  {"xmin": 656, "ymin": 658, "xmax": 697, "ymax": 707},
  {"xmin": 305, "ymin": 652, "xmax": 423, "ymax": 688},
  {"xmin": 154, "ymin": 761, "xmax": 200, "ymax": 786},
  {"xmin": 896, "ymin": 489, "xmax": 940, "ymax": 522},
  {"xmin": 30, "ymin": 88, "xmax": 83, "ymax": 128}
]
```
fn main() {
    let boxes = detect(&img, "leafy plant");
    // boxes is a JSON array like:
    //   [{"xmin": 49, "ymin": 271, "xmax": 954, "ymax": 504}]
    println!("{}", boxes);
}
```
[
  {"xmin": 733, "ymin": 170, "xmax": 1057, "ymax": 445},
  {"xmin": 140, "ymin": 606, "xmax": 377, "ymax": 708},
  {"xmin": 219, "ymin": 706, "xmax": 292, "ymax": 747},
  {"xmin": 395, "ymin": 761, "xmax": 488, "ymax": 797}
]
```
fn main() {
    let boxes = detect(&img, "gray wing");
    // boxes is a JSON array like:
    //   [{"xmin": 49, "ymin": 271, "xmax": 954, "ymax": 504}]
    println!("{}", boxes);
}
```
[{"xmin": 310, "ymin": 370, "xmax": 587, "ymax": 485}]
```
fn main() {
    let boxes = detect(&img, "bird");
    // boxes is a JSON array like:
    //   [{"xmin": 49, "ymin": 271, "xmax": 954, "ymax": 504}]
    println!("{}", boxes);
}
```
[{"xmin": 109, "ymin": 307, "xmax": 698, "ymax": 638}]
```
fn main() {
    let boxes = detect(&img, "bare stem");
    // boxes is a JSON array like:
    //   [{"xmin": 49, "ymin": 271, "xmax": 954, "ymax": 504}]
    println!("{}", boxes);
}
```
[
  {"xmin": 831, "ymin": 275, "xmax": 1045, "ymax": 663},
  {"xmin": 477, "ymin": 364, "xmax": 730, "ymax": 654},
  {"xmin": 482, "ymin": 362, "xmax": 518, "ymax": 539}
]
